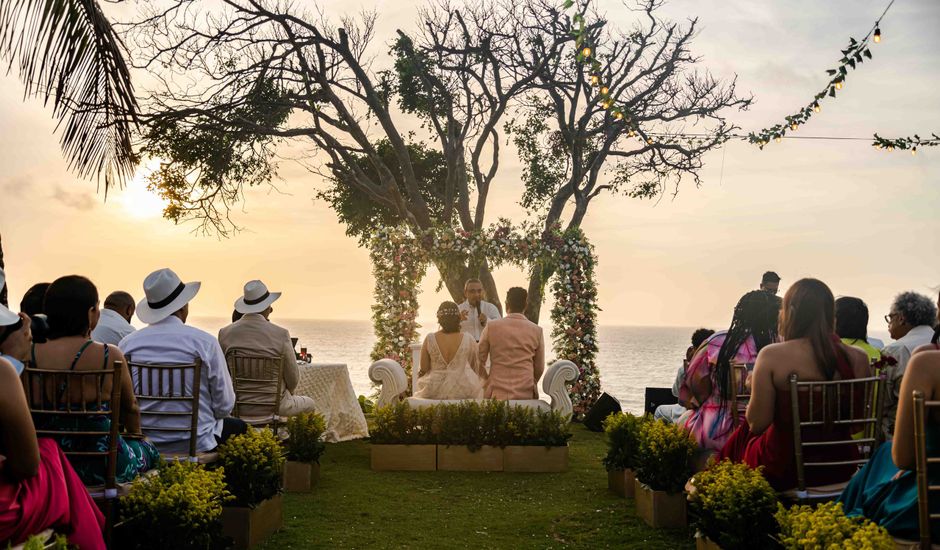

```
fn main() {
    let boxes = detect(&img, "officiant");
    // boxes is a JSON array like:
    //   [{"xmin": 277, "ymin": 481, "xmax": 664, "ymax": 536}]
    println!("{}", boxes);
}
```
[{"xmin": 458, "ymin": 279, "xmax": 502, "ymax": 342}]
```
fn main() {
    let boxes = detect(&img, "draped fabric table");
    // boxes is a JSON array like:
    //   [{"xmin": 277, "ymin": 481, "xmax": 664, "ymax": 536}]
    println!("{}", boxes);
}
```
[{"xmin": 294, "ymin": 362, "xmax": 369, "ymax": 442}]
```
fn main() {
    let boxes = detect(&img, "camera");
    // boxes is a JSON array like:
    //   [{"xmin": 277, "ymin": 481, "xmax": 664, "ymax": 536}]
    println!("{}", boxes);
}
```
[{"xmin": 30, "ymin": 313, "xmax": 50, "ymax": 344}]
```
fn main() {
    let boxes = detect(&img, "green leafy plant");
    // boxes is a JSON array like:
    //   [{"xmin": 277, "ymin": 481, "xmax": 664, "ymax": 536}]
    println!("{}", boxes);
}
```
[
  {"xmin": 370, "ymin": 401, "xmax": 436, "ymax": 445},
  {"xmin": 16, "ymin": 533, "xmax": 68, "ymax": 550},
  {"xmin": 358, "ymin": 395, "xmax": 375, "ymax": 414},
  {"xmin": 775, "ymin": 501, "xmax": 893, "ymax": 549},
  {"xmin": 602, "ymin": 412, "xmax": 650, "ymax": 471},
  {"xmin": 285, "ymin": 412, "xmax": 327, "ymax": 464},
  {"xmin": 634, "ymin": 419, "xmax": 697, "ymax": 494},
  {"xmin": 217, "ymin": 428, "xmax": 285, "ymax": 507},
  {"xmin": 689, "ymin": 460, "xmax": 779, "ymax": 549},
  {"xmin": 117, "ymin": 460, "xmax": 231, "ymax": 550}
]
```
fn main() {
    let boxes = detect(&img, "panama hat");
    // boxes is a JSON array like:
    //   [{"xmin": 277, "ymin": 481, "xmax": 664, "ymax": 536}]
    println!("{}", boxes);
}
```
[
  {"xmin": 0, "ymin": 268, "xmax": 18, "ymax": 326},
  {"xmin": 137, "ymin": 268, "xmax": 201, "ymax": 324},
  {"xmin": 234, "ymin": 280, "xmax": 281, "ymax": 314}
]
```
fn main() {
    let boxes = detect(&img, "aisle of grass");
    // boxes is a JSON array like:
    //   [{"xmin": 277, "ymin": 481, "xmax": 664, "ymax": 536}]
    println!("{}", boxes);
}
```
[{"xmin": 260, "ymin": 424, "xmax": 693, "ymax": 549}]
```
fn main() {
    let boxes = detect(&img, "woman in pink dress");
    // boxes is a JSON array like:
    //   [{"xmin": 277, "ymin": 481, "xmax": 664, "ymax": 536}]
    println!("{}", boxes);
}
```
[{"xmin": 680, "ymin": 290, "xmax": 780, "ymax": 457}]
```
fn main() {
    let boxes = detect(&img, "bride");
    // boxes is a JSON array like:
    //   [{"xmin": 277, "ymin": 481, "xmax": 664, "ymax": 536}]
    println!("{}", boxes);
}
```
[{"xmin": 415, "ymin": 301, "xmax": 486, "ymax": 399}]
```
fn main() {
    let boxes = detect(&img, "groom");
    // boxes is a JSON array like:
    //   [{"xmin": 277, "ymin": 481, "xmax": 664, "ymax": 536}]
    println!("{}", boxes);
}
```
[{"xmin": 478, "ymin": 287, "xmax": 545, "ymax": 400}]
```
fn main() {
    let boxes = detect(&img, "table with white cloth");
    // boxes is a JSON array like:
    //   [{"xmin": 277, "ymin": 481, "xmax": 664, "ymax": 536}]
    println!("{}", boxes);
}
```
[{"xmin": 294, "ymin": 362, "xmax": 369, "ymax": 442}]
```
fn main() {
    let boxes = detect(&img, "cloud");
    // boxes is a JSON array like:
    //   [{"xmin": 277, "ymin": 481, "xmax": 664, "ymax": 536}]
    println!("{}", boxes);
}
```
[
  {"xmin": 0, "ymin": 176, "xmax": 33, "ymax": 199},
  {"xmin": 50, "ymin": 184, "xmax": 97, "ymax": 211}
]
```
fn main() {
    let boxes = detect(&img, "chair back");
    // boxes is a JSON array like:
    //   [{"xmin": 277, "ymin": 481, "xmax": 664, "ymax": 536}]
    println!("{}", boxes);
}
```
[
  {"xmin": 729, "ymin": 363, "xmax": 751, "ymax": 426},
  {"xmin": 789, "ymin": 372, "xmax": 885, "ymax": 497},
  {"xmin": 913, "ymin": 390, "xmax": 940, "ymax": 549},
  {"xmin": 225, "ymin": 351, "xmax": 284, "ymax": 429},
  {"xmin": 24, "ymin": 360, "xmax": 124, "ymax": 496},
  {"xmin": 126, "ymin": 358, "xmax": 203, "ymax": 458}
]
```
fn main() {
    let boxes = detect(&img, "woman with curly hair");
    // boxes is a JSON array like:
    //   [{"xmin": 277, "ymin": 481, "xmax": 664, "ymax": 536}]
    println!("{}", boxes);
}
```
[
  {"xmin": 680, "ymin": 290, "xmax": 780, "ymax": 457},
  {"xmin": 414, "ymin": 301, "xmax": 486, "ymax": 399}
]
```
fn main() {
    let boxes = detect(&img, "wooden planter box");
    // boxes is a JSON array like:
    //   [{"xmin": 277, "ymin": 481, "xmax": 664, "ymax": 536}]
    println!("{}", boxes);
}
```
[
  {"xmin": 437, "ymin": 445, "xmax": 504, "ymax": 471},
  {"xmin": 607, "ymin": 468, "xmax": 636, "ymax": 498},
  {"xmin": 503, "ymin": 445, "xmax": 568, "ymax": 472},
  {"xmin": 634, "ymin": 479, "xmax": 687, "ymax": 528},
  {"xmin": 370, "ymin": 444, "xmax": 436, "ymax": 471},
  {"xmin": 283, "ymin": 461, "xmax": 320, "ymax": 492},
  {"xmin": 695, "ymin": 533, "xmax": 722, "ymax": 550},
  {"xmin": 221, "ymin": 494, "xmax": 283, "ymax": 549}
]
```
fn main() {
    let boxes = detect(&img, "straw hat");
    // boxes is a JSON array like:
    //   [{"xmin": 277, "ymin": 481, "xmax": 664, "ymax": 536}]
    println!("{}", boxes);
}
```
[
  {"xmin": 234, "ymin": 280, "xmax": 281, "ymax": 314},
  {"xmin": 136, "ymin": 268, "xmax": 201, "ymax": 324}
]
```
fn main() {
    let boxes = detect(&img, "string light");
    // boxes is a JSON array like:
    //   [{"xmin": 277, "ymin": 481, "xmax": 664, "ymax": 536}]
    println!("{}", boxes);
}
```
[
  {"xmin": 602, "ymin": 99, "xmax": 613, "ymax": 109},
  {"xmin": 600, "ymin": 86, "xmax": 609, "ymax": 96},
  {"xmin": 813, "ymin": 103, "xmax": 821, "ymax": 113},
  {"xmin": 590, "ymin": 74, "xmax": 600, "ymax": 86},
  {"xmin": 614, "ymin": 111, "xmax": 623, "ymax": 120},
  {"xmin": 775, "ymin": 136, "xmax": 782, "ymax": 143},
  {"xmin": 873, "ymin": 27, "xmax": 882, "ymax": 43},
  {"xmin": 582, "ymin": 47, "xmax": 592, "ymax": 57},
  {"xmin": 912, "ymin": 146, "xmax": 917, "ymax": 156},
  {"xmin": 835, "ymin": 81, "xmax": 843, "ymax": 90},
  {"xmin": 887, "ymin": 145, "xmax": 894, "ymax": 151}
]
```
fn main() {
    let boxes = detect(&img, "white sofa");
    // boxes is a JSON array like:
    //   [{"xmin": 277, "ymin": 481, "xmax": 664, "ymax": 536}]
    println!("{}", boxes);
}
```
[{"xmin": 368, "ymin": 342, "xmax": 580, "ymax": 418}]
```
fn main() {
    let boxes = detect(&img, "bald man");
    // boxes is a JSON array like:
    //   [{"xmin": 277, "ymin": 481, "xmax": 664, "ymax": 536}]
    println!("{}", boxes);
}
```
[{"xmin": 91, "ymin": 291, "xmax": 136, "ymax": 345}]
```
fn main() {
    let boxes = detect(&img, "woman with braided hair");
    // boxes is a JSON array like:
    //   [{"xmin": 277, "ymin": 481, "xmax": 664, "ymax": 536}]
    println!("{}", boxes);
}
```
[
  {"xmin": 414, "ymin": 301, "xmax": 486, "ymax": 399},
  {"xmin": 679, "ymin": 290, "xmax": 780, "ymax": 457}
]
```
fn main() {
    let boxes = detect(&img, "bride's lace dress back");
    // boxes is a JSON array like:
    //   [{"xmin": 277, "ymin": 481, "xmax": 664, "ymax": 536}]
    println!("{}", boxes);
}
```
[{"xmin": 415, "ymin": 332, "xmax": 484, "ymax": 399}]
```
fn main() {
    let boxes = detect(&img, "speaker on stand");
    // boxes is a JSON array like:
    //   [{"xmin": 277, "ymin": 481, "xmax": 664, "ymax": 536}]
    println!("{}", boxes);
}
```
[{"xmin": 583, "ymin": 392, "xmax": 622, "ymax": 432}]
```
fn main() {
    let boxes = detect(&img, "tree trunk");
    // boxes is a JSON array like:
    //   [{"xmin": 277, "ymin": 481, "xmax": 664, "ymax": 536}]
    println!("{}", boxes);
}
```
[
  {"xmin": 525, "ymin": 267, "xmax": 549, "ymax": 325},
  {"xmin": 434, "ymin": 258, "xmax": 503, "ymax": 315},
  {"xmin": 0, "ymin": 231, "xmax": 7, "ymax": 307}
]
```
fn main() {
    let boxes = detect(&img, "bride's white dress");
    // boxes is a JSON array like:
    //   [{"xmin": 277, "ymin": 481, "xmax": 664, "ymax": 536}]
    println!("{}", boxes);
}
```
[{"xmin": 414, "ymin": 332, "xmax": 484, "ymax": 399}]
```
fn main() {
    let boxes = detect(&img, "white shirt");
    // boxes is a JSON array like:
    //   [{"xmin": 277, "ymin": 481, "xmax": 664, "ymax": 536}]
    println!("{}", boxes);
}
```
[
  {"xmin": 458, "ymin": 300, "xmax": 501, "ymax": 341},
  {"xmin": 91, "ymin": 308, "xmax": 136, "ymax": 346},
  {"xmin": 119, "ymin": 316, "xmax": 235, "ymax": 454},
  {"xmin": 881, "ymin": 325, "xmax": 936, "ymax": 438}
]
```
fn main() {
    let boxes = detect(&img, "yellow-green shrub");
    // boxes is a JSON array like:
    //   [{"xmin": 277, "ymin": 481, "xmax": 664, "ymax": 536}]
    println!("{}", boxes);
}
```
[
  {"xmin": 218, "ymin": 428, "xmax": 285, "ymax": 507},
  {"xmin": 634, "ymin": 419, "xmax": 697, "ymax": 493},
  {"xmin": 117, "ymin": 460, "xmax": 231, "ymax": 549},
  {"xmin": 602, "ymin": 412, "xmax": 649, "ymax": 471},
  {"xmin": 286, "ymin": 412, "xmax": 327, "ymax": 463},
  {"xmin": 689, "ymin": 460, "xmax": 778, "ymax": 549},
  {"xmin": 775, "ymin": 501, "xmax": 894, "ymax": 549}
]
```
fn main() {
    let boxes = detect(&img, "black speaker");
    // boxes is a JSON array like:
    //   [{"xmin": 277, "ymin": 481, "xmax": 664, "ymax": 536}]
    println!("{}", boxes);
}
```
[
  {"xmin": 583, "ymin": 392, "xmax": 622, "ymax": 432},
  {"xmin": 644, "ymin": 387, "xmax": 678, "ymax": 416}
]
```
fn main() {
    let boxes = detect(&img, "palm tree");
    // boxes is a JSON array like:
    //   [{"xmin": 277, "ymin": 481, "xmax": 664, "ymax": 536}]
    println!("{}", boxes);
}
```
[{"xmin": 0, "ymin": 0, "xmax": 138, "ymax": 304}]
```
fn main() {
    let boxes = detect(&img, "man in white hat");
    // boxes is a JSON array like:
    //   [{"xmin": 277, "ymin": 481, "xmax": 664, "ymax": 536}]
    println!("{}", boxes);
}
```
[
  {"xmin": 218, "ymin": 280, "xmax": 316, "ymax": 421},
  {"xmin": 119, "ymin": 268, "xmax": 244, "ymax": 454},
  {"xmin": 0, "ymin": 268, "xmax": 31, "ymax": 375}
]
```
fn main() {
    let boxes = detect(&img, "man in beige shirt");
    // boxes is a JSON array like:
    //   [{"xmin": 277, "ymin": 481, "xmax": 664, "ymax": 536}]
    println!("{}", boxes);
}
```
[
  {"xmin": 478, "ymin": 287, "xmax": 545, "ymax": 400},
  {"xmin": 218, "ymin": 280, "xmax": 316, "ymax": 421}
]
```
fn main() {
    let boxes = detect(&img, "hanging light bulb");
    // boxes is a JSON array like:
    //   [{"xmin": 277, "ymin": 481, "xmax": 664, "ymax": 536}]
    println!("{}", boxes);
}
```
[
  {"xmin": 835, "ymin": 81, "xmax": 843, "ymax": 90},
  {"xmin": 628, "ymin": 130, "xmax": 636, "ymax": 138},
  {"xmin": 600, "ymin": 86, "xmax": 609, "ymax": 96},
  {"xmin": 646, "ymin": 138, "xmax": 653, "ymax": 145},
  {"xmin": 790, "ymin": 123, "xmax": 798, "ymax": 131},
  {"xmin": 602, "ymin": 99, "xmax": 613, "ymax": 109},
  {"xmin": 873, "ymin": 27, "xmax": 881, "ymax": 43},
  {"xmin": 813, "ymin": 103, "xmax": 821, "ymax": 113},
  {"xmin": 614, "ymin": 111, "xmax": 624, "ymax": 120},
  {"xmin": 590, "ymin": 74, "xmax": 600, "ymax": 86},
  {"xmin": 775, "ymin": 136, "xmax": 782, "ymax": 143},
  {"xmin": 887, "ymin": 145, "xmax": 894, "ymax": 151},
  {"xmin": 912, "ymin": 146, "xmax": 917, "ymax": 156},
  {"xmin": 582, "ymin": 46, "xmax": 592, "ymax": 58}
]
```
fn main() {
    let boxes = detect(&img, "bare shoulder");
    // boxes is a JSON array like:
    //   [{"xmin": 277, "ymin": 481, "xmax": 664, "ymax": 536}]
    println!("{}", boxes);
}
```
[
  {"xmin": 106, "ymin": 343, "xmax": 127, "ymax": 361},
  {"xmin": 756, "ymin": 341, "xmax": 788, "ymax": 358},
  {"xmin": 908, "ymin": 350, "xmax": 940, "ymax": 378}
]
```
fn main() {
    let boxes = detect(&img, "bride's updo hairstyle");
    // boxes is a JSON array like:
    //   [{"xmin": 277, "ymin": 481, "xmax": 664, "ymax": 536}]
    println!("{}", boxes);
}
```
[{"xmin": 437, "ymin": 301, "xmax": 461, "ymax": 333}]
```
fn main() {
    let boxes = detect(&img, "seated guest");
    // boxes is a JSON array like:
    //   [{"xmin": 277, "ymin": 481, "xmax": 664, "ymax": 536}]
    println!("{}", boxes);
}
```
[
  {"xmin": 759, "ymin": 271, "xmax": 781, "ymax": 295},
  {"xmin": 839, "ymin": 340, "xmax": 940, "ymax": 541},
  {"xmin": 0, "ymin": 269, "xmax": 30, "ymax": 374},
  {"xmin": 232, "ymin": 309, "xmax": 243, "ymax": 323},
  {"xmin": 881, "ymin": 291, "xmax": 938, "ymax": 438},
  {"xmin": 0, "ymin": 357, "xmax": 106, "ymax": 549},
  {"xmin": 415, "ymin": 302, "xmax": 485, "ymax": 399},
  {"xmin": 90, "ymin": 291, "xmax": 136, "ymax": 346},
  {"xmin": 19, "ymin": 282, "xmax": 50, "ymax": 317},
  {"xmin": 120, "ymin": 268, "xmax": 244, "ymax": 454},
  {"xmin": 912, "ymin": 289, "xmax": 940, "ymax": 356},
  {"xmin": 835, "ymin": 296, "xmax": 881, "ymax": 363},
  {"xmin": 719, "ymin": 278, "xmax": 871, "ymax": 491},
  {"xmin": 654, "ymin": 328, "xmax": 714, "ymax": 424},
  {"xmin": 30, "ymin": 275, "xmax": 159, "ymax": 486},
  {"xmin": 478, "ymin": 287, "xmax": 544, "ymax": 400},
  {"xmin": 459, "ymin": 279, "xmax": 502, "ymax": 342},
  {"xmin": 218, "ymin": 280, "xmax": 316, "ymax": 420},
  {"xmin": 680, "ymin": 291, "xmax": 779, "ymax": 456}
]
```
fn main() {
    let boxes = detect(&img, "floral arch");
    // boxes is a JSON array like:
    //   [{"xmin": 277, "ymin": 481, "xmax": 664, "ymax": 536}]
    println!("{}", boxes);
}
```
[{"xmin": 368, "ymin": 222, "xmax": 601, "ymax": 416}]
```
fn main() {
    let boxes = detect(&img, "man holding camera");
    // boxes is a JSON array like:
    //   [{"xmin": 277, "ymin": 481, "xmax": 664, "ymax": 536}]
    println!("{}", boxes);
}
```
[{"xmin": 458, "ymin": 279, "xmax": 501, "ymax": 342}]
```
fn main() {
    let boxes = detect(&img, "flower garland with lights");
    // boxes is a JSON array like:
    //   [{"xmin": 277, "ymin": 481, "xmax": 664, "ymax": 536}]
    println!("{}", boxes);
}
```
[{"xmin": 368, "ymin": 222, "xmax": 601, "ymax": 417}]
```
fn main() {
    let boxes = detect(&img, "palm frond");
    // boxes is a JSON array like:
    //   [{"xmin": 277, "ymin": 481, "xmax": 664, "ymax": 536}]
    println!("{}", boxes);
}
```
[{"xmin": 0, "ymin": 0, "xmax": 138, "ymax": 191}]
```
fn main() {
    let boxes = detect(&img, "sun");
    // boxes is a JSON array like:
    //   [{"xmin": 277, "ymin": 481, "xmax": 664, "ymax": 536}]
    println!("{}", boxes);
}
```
[{"xmin": 118, "ymin": 161, "xmax": 168, "ymax": 219}]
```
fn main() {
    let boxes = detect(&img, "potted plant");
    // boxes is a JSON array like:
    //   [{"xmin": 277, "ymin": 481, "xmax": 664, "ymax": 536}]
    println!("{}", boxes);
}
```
[
  {"xmin": 283, "ymin": 412, "xmax": 327, "ymax": 492},
  {"xmin": 688, "ymin": 460, "xmax": 778, "ymax": 550},
  {"xmin": 117, "ymin": 460, "xmax": 231, "ymax": 550},
  {"xmin": 775, "ymin": 501, "xmax": 894, "ymax": 549},
  {"xmin": 370, "ymin": 402, "xmax": 437, "ymax": 471},
  {"xmin": 633, "ymin": 419, "xmax": 696, "ymax": 528},
  {"xmin": 218, "ymin": 428, "xmax": 285, "ymax": 549},
  {"xmin": 602, "ymin": 412, "xmax": 648, "ymax": 497},
  {"xmin": 436, "ymin": 401, "xmax": 504, "ymax": 471},
  {"xmin": 502, "ymin": 405, "xmax": 572, "ymax": 473}
]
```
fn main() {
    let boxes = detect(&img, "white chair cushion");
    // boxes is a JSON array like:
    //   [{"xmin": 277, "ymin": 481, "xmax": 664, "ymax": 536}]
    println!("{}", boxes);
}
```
[{"xmin": 405, "ymin": 397, "xmax": 550, "ymax": 411}]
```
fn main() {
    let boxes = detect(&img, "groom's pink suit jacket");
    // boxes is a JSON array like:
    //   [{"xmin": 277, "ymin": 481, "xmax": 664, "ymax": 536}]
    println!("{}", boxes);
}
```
[{"xmin": 478, "ymin": 313, "xmax": 545, "ymax": 399}]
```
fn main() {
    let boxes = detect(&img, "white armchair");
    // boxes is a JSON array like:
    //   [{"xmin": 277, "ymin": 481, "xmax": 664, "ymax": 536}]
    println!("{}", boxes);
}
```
[{"xmin": 367, "ymin": 343, "xmax": 580, "ymax": 418}]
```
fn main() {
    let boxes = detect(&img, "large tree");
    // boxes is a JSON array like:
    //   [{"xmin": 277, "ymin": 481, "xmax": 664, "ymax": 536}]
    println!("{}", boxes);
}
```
[{"xmin": 131, "ymin": 0, "xmax": 747, "ymax": 321}]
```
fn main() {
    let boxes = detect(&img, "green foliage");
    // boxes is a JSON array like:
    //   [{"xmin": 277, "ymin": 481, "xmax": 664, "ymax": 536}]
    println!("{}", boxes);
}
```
[
  {"xmin": 602, "ymin": 412, "xmax": 650, "ymax": 471},
  {"xmin": 358, "ymin": 395, "xmax": 375, "ymax": 414},
  {"xmin": 286, "ymin": 412, "xmax": 327, "ymax": 464},
  {"xmin": 385, "ymin": 35, "xmax": 449, "ymax": 119},
  {"xmin": 370, "ymin": 401, "xmax": 572, "ymax": 448},
  {"xmin": 117, "ymin": 460, "xmax": 231, "ymax": 550},
  {"xmin": 505, "ymin": 108, "xmax": 571, "ymax": 212},
  {"xmin": 18, "ymin": 533, "xmax": 67, "ymax": 550},
  {"xmin": 775, "ymin": 501, "xmax": 893, "ymax": 550},
  {"xmin": 688, "ymin": 460, "xmax": 779, "ymax": 549},
  {"xmin": 634, "ymin": 419, "xmax": 697, "ymax": 494},
  {"xmin": 217, "ymin": 428, "xmax": 285, "ymax": 507}
]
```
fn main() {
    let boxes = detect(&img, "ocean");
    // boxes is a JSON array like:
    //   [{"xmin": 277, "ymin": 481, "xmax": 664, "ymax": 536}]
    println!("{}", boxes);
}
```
[{"xmin": 190, "ymin": 317, "xmax": 892, "ymax": 414}]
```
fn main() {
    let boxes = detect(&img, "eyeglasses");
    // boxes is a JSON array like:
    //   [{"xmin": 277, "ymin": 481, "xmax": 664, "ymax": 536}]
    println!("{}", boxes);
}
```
[{"xmin": 884, "ymin": 313, "xmax": 899, "ymax": 323}]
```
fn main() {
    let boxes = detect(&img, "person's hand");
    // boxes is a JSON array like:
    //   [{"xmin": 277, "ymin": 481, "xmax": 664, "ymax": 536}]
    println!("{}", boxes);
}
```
[
  {"xmin": 478, "ymin": 313, "xmax": 487, "ymax": 326},
  {"xmin": 460, "ymin": 310, "xmax": 469, "ymax": 321},
  {"xmin": 5, "ymin": 313, "xmax": 31, "ymax": 361}
]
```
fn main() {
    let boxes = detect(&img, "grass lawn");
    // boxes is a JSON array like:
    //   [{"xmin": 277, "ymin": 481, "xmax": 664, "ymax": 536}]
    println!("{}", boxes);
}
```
[{"xmin": 260, "ymin": 424, "xmax": 693, "ymax": 549}]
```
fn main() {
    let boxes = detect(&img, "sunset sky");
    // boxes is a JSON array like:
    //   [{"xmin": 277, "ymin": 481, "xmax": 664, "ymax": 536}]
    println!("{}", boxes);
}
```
[{"xmin": 1, "ymin": 0, "xmax": 938, "ymax": 332}]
